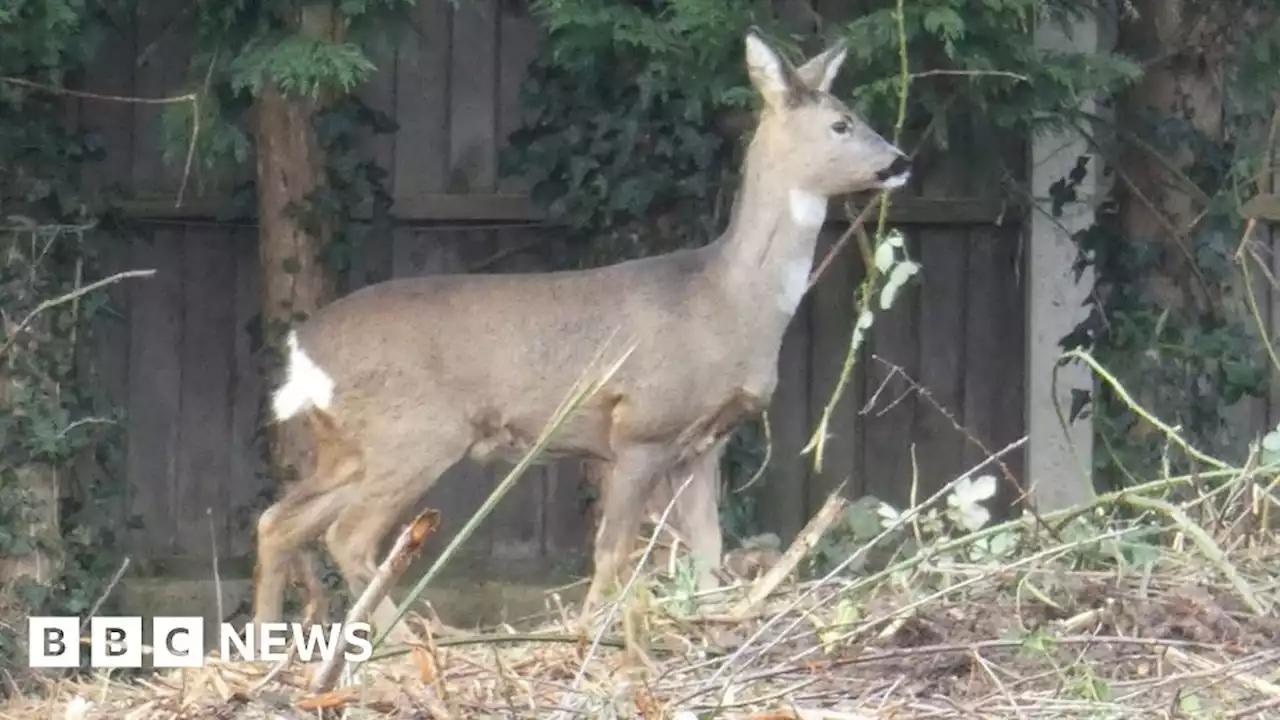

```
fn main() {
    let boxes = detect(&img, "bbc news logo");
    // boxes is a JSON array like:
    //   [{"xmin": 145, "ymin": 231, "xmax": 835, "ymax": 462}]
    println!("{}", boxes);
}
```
[{"xmin": 28, "ymin": 617, "xmax": 373, "ymax": 668}]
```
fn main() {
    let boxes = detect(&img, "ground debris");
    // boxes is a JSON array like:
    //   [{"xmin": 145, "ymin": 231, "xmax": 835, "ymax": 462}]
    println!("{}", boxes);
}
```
[{"xmin": 6, "ymin": 475, "xmax": 1280, "ymax": 719}]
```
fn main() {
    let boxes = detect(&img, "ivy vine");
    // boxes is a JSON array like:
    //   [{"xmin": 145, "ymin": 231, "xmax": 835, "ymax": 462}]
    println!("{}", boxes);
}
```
[
  {"xmin": 1060, "ymin": 1, "xmax": 1280, "ymax": 489},
  {"xmin": 0, "ymin": 0, "xmax": 135, "ymax": 679}
]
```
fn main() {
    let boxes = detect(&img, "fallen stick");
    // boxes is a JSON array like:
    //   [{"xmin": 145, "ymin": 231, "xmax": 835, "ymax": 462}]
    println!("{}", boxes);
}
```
[
  {"xmin": 310, "ymin": 507, "xmax": 441, "ymax": 693},
  {"xmin": 731, "ymin": 491, "xmax": 849, "ymax": 617}
]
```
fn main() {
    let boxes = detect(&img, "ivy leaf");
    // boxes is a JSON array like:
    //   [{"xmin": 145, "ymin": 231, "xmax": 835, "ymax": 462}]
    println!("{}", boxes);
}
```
[{"xmin": 1068, "ymin": 388, "xmax": 1091, "ymax": 422}]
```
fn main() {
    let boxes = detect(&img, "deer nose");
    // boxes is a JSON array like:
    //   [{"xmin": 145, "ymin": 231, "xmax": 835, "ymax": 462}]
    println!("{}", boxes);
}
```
[{"xmin": 876, "ymin": 155, "xmax": 912, "ymax": 182}]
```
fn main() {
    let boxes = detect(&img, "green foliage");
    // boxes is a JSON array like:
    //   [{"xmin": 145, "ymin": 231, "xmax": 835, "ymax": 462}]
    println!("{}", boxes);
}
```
[
  {"xmin": 502, "ymin": 0, "xmax": 762, "ymax": 269},
  {"xmin": 1060, "ymin": 4, "xmax": 1280, "ymax": 488},
  {"xmin": 310, "ymin": 95, "xmax": 397, "ymax": 283},
  {"xmin": 231, "ymin": 35, "xmax": 377, "ymax": 99},
  {"xmin": 840, "ymin": 1, "xmax": 1141, "ymax": 148},
  {"xmin": 0, "ymin": 225, "xmax": 130, "ymax": 620},
  {"xmin": 0, "ymin": 0, "xmax": 105, "ymax": 217},
  {"xmin": 155, "ymin": 0, "xmax": 409, "ymax": 282},
  {"xmin": 0, "ymin": 0, "xmax": 91, "ymax": 76},
  {"xmin": 0, "ymin": 0, "xmax": 131, "ymax": 678}
]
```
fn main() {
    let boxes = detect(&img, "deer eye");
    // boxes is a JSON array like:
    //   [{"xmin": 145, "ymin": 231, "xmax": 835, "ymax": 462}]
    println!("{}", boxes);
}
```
[{"xmin": 831, "ymin": 120, "xmax": 851, "ymax": 135}]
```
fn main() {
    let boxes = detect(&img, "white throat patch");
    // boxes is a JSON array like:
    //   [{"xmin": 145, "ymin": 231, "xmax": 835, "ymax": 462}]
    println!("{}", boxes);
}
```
[
  {"xmin": 788, "ymin": 189, "xmax": 827, "ymax": 228},
  {"xmin": 778, "ymin": 257, "xmax": 811, "ymax": 313}
]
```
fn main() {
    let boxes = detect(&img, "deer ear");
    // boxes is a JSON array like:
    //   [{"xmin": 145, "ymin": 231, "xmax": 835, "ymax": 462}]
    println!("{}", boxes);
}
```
[
  {"xmin": 795, "ymin": 38, "xmax": 848, "ymax": 93},
  {"xmin": 744, "ymin": 31, "xmax": 795, "ymax": 110}
]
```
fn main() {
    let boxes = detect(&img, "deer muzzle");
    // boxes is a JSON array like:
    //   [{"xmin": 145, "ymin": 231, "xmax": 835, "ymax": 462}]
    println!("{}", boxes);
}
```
[{"xmin": 875, "ymin": 155, "xmax": 913, "ymax": 188}]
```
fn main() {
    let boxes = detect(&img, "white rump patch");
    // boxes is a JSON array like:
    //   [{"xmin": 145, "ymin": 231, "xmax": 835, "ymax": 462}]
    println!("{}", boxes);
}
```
[
  {"xmin": 271, "ymin": 331, "xmax": 334, "ymax": 421},
  {"xmin": 778, "ymin": 257, "xmax": 811, "ymax": 313},
  {"xmin": 788, "ymin": 189, "xmax": 828, "ymax": 228}
]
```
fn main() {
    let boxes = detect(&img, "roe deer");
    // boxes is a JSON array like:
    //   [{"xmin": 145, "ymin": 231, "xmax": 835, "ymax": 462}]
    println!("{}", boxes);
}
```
[{"xmin": 252, "ymin": 29, "xmax": 911, "ymax": 642}]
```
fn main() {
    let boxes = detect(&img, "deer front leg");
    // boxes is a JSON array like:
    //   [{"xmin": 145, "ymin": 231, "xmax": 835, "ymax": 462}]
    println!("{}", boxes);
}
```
[{"xmin": 581, "ymin": 443, "xmax": 670, "ymax": 623}]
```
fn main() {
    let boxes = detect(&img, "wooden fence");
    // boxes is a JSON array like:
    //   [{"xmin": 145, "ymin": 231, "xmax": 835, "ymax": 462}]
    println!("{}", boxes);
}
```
[{"xmin": 70, "ymin": 0, "xmax": 1029, "ymax": 579}]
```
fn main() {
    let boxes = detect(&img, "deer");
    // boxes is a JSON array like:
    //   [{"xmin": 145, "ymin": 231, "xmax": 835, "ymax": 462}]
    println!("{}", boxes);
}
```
[{"xmin": 251, "ymin": 28, "xmax": 911, "ymax": 645}]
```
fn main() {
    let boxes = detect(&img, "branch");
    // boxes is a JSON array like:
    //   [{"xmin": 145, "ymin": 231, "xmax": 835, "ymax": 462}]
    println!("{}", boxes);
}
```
[
  {"xmin": 0, "ymin": 269, "xmax": 156, "ymax": 361},
  {"xmin": 310, "ymin": 507, "xmax": 441, "ymax": 692},
  {"xmin": 731, "ymin": 489, "xmax": 849, "ymax": 616},
  {"xmin": 0, "ymin": 77, "xmax": 196, "ymax": 105}
]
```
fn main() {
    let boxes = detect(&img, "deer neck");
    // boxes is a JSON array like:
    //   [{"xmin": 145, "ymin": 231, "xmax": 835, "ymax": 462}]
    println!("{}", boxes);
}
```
[{"xmin": 710, "ymin": 137, "xmax": 826, "ymax": 325}]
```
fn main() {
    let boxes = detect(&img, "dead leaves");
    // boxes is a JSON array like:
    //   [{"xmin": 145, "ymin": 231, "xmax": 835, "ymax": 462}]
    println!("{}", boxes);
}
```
[{"xmin": 295, "ymin": 687, "xmax": 355, "ymax": 710}]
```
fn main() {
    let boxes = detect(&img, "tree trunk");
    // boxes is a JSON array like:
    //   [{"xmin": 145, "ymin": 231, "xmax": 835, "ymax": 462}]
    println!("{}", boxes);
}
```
[
  {"xmin": 1116, "ymin": 0, "xmax": 1226, "ymax": 451},
  {"xmin": 253, "ymin": 4, "xmax": 342, "ymax": 484},
  {"xmin": 1118, "ymin": 0, "xmax": 1222, "ymax": 315}
]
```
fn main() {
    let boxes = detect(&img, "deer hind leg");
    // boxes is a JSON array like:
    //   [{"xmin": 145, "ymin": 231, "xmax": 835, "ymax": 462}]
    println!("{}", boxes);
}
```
[
  {"xmin": 643, "ymin": 448, "xmax": 723, "ymax": 592},
  {"xmin": 668, "ymin": 442, "xmax": 725, "ymax": 595},
  {"xmin": 290, "ymin": 549, "xmax": 330, "ymax": 627},
  {"xmin": 253, "ymin": 482, "xmax": 355, "ymax": 627},
  {"xmin": 254, "ymin": 410, "xmax": 363, "ymax": 627},
  {"xmin": 323, "ymin": 429, "xmax": 467, "ymax": 645},
  {"xmin": 581, "ymin": 442, "xmax": 671, "ymax": 620}
]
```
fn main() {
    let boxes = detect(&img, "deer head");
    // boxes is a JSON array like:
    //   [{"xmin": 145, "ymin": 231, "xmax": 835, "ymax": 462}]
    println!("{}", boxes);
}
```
[{"xmin": 743, "ymin": 30, "xmax": 911, "ymax": 200}]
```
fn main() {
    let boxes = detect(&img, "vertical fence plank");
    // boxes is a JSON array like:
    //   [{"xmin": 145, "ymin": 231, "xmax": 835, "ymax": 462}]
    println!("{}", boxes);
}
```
[
  {"xmin": 393, "ymin": 0, "xmax": 452, "ymax": 203},
  {"xmin": 806, "ymin": 226, "xmax": 865, "ymax": 507},
  {"xmin": 962, "ymin": 232, "xmax": 1008, "ymax": 475},
  {"xmin": 861, "ymin": 230, "xmax": 922, "ymax": 508},
  {"xmin": 349, "ymin": 25, "xmax": 399, "ymax": 292},
  {"xmin": 125, "ymin": 228, "xmax": 184, "ymax": 555},
  {"xmin": 357, "ymin": 32, "xmax": 399, "ymax": 188},
  {"xmin": 991, "ymin": 227, "xmax": 1028, "ymax": 509},
  {"xmin": 228, "ymin": 227, "xmax": 265, "ymax": 559},
  {"xmin": 175, "ymin": 227, "xmax": 235, "ymax": 558},
  {"xmin": 915, "ymin": 230, "xmax": 970, "ymax": 490},
  {"xmin": 496, "ymin": 0, "xmax": 542, "ymax": 194},
  {"xmin": 763, "ymin": 301, "xmax": 813, "ymax": 542},
  {"xmin": 448, "ymin": 0, "xmax": 499, "ymax": 193},
  {"xmin": 80, "ymin": 6, "xmax": 135, "ymax": 194},
  {"xmin": 73, "ymin": 231, "xmax": 133, "ymax": 526},
  {"xmin": 131, "ymin": 2, "xmax": 190, "ymax": 195}
]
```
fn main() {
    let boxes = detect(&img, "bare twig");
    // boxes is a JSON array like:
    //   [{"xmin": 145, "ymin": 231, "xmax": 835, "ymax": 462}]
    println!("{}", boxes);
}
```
[
  {"xmin": 0, "ymin": 269, "xmax": 156, "ymax": 361},
  {"xmin": 311, "ymin": 507, "xmax": 442, "ymax": 692},
  {"xmin": 1123, "ymin": 496, "xmax": 1267, "ymax": 615},
  {"xmin": 805, "ymin": 201, "xmax": 878, "ymax": 292},
  {"xmin": 703, "ymin": 438, "xmax": 1029, "ymax": 690},
  {"xmin": 731, "ymin": 489, "xmax": 849, "ymax": 616},
  {"xmin": 909, "ymin": 69, "xmax": 1029, "ymax": 82},
  {"xmin": 251, "ymin": 647, "xmax": 296, "ymax": 693},
  {"xmin": 77, "ymin": 558, "xmax": 131, "ymax": 638},
  {"xmin": 206, "ymin": 508, "xmax": 224, "ymax": 628},
  {"xmin": 0, "ymin": 77, "xmax": 196, "ymax": 105}
]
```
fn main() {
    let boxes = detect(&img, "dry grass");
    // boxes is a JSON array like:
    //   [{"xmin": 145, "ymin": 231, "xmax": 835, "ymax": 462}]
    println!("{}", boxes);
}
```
[{"xmin": 4, "ymin": 451, "xmax": 1279, "ymax": 720}]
